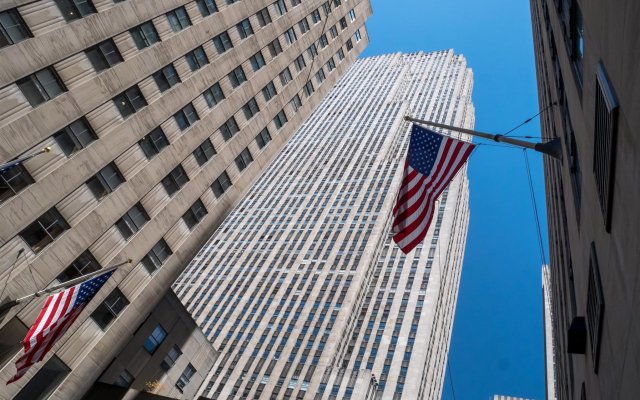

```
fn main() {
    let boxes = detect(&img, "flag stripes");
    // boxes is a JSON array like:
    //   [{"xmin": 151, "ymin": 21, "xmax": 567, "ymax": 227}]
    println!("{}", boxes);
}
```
[{"xmin": 392, "ymin": 125, "xmax": 475, "ymax": 253}]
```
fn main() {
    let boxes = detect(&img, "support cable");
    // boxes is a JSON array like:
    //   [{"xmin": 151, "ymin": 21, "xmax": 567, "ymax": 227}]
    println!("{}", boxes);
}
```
[{"xmin": 523, "ymin": 149, "xmax": 547, "ymax": 266}]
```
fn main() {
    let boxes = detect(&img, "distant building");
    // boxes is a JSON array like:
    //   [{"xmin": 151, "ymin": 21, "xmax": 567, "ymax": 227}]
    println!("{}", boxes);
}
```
[
  {"xmin": 0, "ymin": 0, "xmax": 371, "ymax": 398},
  {"xmin": 85, "ymin": 290, "xmax": 218, "ymax": 400},
  {"xmin": 174, "ymin": 50, "xmax": 474, "ymax": 399},
  {"xmin": 542, "ymin": 265, "xmax": 557, "ymax": 400},
  {"xmin": 530, "ymin": 0, "xmax": 640, "ymax": 399},
  {"xmin": 493, "ymin": 396, "xmax": 533, "ymax": 400}
]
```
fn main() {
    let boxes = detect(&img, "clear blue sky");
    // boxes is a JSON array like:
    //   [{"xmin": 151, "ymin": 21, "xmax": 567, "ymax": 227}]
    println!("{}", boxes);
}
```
[{"xmin": 361, "ymin": 1, "xmax": 548, "ymax": 399}]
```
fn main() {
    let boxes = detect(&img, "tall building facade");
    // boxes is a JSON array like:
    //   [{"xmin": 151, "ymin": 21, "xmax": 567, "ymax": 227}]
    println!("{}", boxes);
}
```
[
  {"xmin": 174, "ymin": 50, "xmax": 475, "ymax": 399},
  {"xmin": 542, "ymin": 265, "xmax": 557, "ymax": 400},
  {"xmin": 0, "ymin": 0, "xmax": 371, "ymax": 398},
  {"xmin": 530, "ymin": 0, "xmax": 640, "ymax": 399}
]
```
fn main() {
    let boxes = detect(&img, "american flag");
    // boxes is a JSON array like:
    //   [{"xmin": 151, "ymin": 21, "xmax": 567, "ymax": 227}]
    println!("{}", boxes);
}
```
[
  {"xmin": 7, "ymin": 270, "xmax": 114, "ymax": 384},
  {"xmin": 392, "ymin": 124, "xmax": 475, "ymax": 253}
]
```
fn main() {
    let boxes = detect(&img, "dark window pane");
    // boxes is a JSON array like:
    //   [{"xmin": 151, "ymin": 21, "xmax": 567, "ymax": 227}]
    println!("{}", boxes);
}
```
[
  {"xmin": 19, "ymin": 208, "xmax": 69, "ymax": 253},
  {"xmin": 197, "ymin": 0, "xmax": 218, "ymax": 16},
  {"xmin": 91, "ymin": 289, "xmax": 129, "ymax": 330},
  {"xmin": 0, "ymin": 9, "xmax": 32, "ymax": 48},
  {"xmin": 143, "ymin": 325, "xmax": 167, "ymax": 354},
  {"xmin": 13, "ymin": 356, "xmax": 70, "ymax": 400},
  {"xmin": 139, "ymin": 127, "xmax": 168, "ymax": 159},
  {"xmin": 55, "ymin": 0, "xmax": 96, "ymax": 22},
  {"xmin": 0, "ymin": 163, "xmax": 34, "ymax": 204},
  {"xmin": 56, "ymin": 251, "xmax": 101, "ymax": 282}
]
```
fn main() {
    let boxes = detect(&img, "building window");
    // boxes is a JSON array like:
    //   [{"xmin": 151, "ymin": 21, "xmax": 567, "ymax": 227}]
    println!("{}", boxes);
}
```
[
  {"xmin": 86, "ymin": 163, "xmax": 124, "ymax": 200},
  {"xmin": 268, "ymin": 38, "xmax": 283, "ymax": 57},
  {"xmin": 19, "ymin": 208, "xmax": 69, "ymax": 252},
  {"xmin": 193, "ymin": 139, "xmax": 216, "ymax": 166},
  {"xmin": 242, "ymin": 98, "xmax": 260, "ymax": 120},
  {"xmin": 316, "ymin": 68, "xmax": 326, "ymax": 84},
  {"xmin": 153, "ymin": 64, "xmax": 180, "ymax": 92},
  {"xmin": 91, "ymin": 288, "xmax": 129, "ymax": 330},
  {"xmin": 17, "ymin": 67, "xmax": 67, "ymax": 107},
  {"xmin": 235, "ymin": 148, "xmax": 253, "ymax": 171},
  {"xmin": 162, "ymin": 165, "xmax": 189, "ymax": 196},
  {"xmin": 183, "ymin": 199, "xmax": 208, "ymax": 229},
  {"xmin": 319, "ymin": 34, "xmax": 328, "ymax": 48},
  {"xmin": 85, "ymin": 39, "xmax": 122, "ymax": 72},
  {"xmin": 291, "ymin": 0, "xmax": 302, "ymax": 6},
  {"xmin": 339, "ymin": 17, "xmax": 347, "ymax": 29},
  {"xmin": 237, "ymin": 18, "xmax": 253, "ymax": 39},
  {"xmin": 166, "ymin": 6, "xmax": 191, "ymax": 32},
  {"xmin": 587, "ymin": 243, "xmax": 604, "ymax": 373},
  {"xmin": 213, "ymin": 31, "xmax": 233, "ymax": 54},
  {"xmin": 176, "ymin": 364, "xmax": 196, "ymax": 393},
  {"xmin": 143, "ymin": 325, "xmax": 167, "ymax": 354},
  {"xmin": 273, "ymin": 110, "xmax": 288, "ymax": 129},
  {"xmin": 307, "ymin": 43, "xmax": 318, "ymax": 59},
  {"xmin": 0, "ymin": 9, "xmax": 32, "ymax": 48},
  {"xmin": 113, "ymin": 85, "xmax": 147, "ymax": 118},
  {"xmin": 12, "ymin": 356, "xmax": 70, "ymax": 400},
  {"xmin": 290, "ymin": 94, "xmax": 302, "ymax": 112},
  {"xmin": 185, "ymin": 46, "xmax": 209, "ymax": 71},
  {"xmin": 114, "ymin": 369, "xmax": 134, "ymax": 388},
  {"xmin": 279, "ymin": 67, "xmax": 292, "ymax": 86},
  {"xmin": 298, "ymin": 17, "xmax": 310, "ymax": 34},
  {"xmin": 220, "ymin": 116, "xmax": 239, "ymax": 140},
  {"xmin": 211, "ymin": 171, "xmax": 231, "ymax": 198},
  {"xmin": 284, "ymin": 27, "xmax": 297, "ymax": 45},
  {"xmin": 355, "ymin": 29, "xmax": 362, "ymax": 42},
  {"xmin": 262, "ymin": 81, "xmax": 277, "ymax": 102},
  {"xmin": 570, "ymin": 2, "xmax": 584, "ymax": 84},
  {"xmin": 1, "ymin": 164, "xmax": 34, "ymax": 204},
  {"xmin": 130, "ymin": 21, "xmax": 160, "ymax": 50},
  {"xmin": 337, "ymin": 48, "xmax": 345, "ymax": 60},
  {"xmin": 311, "ymin": 9, "xmax": 321, "ymax": 24},
  {"xmin": 115, "ymin": 202, "xmax": 149, "ymax": 240},
  {"xmin": 203, "ymin": 83, "xmax": 225, "ymax": 107},
  {"xmin": 348, "ymin": 9, "xmax": 356, "ymax": 21},
  {"xmin": 274, "ymin": 0, "xmax": 287, "ymax": 16},
  {"xmin": 197, "ymin": 0, "xmax": 218, "ymax": 17},
  {"xmin": 593, "ymin": 63, "xmax": 619, "ymax": 231},
  {"xmin": 256, "ymin": 7, "xmax": 271, "ymax": 27},
  {"xmin": 303, "ymin": 81, "xmax": 314, "ymax": 97},
  {"xmin": 294, "ymin": 54, "xmax": 306, "ymax": 72},
  {"xmin": 55, "ymin": 0, "xmax": 96, "ymax": 22},
  {"xmin": 56, "ymin": 251, "xmax": 101, "ymax": 283},
  {"xmin": 346, "ymin": 38, "xmax": 353, "ymax": 51},
  {"xmin": 326, "ymin": 57, "xmax": 336, "ymax": 72},
  {"xmin": 161, "ymin": 345, "xmax": 182, "ymax": 371},
  {"xmin": 139, "ymin": 127, "xmax": 169, "ymax": 159},
  {"xmin": 256, "ymin": 127, "xmax": 271, "ymax": 149},
  {"xmin": 141, "ymin": 239, "xmax": 173, "ymax": 274},
  {"xmin": 329, "ymin": 25, "xmax": 338, "ymax": 39},
  {"xmin": 228, "ymin": 66, "xmax": 246, "ymax": 88},
  {"xmin": 174, "ymin": 103, "xmax": 199, "ymax": 130},
  {"xmin": 250, "ymin": 51, "xmax": 266, "ymax": 71}
]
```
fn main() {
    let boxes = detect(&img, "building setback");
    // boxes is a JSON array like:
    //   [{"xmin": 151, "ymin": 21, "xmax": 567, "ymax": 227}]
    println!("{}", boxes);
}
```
[
  {"xmin": 174, "ymin": 50, "xmax": 475, "ymax": 399},
  {"xmin": 0, "ymin": 0, "xmax": 371, "ymax": 398},
  {"xmin": 530, "ymin": 0, "xmax": 640, "ymax": 399}
]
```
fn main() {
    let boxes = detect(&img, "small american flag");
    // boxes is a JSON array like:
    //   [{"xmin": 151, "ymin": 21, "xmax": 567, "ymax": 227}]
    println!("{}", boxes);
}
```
[
  {"xmin": 392, "ymin": 124, "xmax": 475, "ymax": 253},
  {"xmin": 7, "ymin": 270, "xmax": 114, "ymax": 384}
]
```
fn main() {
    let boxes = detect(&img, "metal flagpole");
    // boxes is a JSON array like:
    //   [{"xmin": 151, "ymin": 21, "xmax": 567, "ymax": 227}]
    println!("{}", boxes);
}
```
[
  {"xmin": 0, "ymin": 147, "xmax": 52, "ymax": 173},
  {"xmin": 404, "ymin": 116, "xmax": 563, "ymax": 160},
  {"xmin": 0, "ymin": 259, "xmax": 131, "ymax": 314}
]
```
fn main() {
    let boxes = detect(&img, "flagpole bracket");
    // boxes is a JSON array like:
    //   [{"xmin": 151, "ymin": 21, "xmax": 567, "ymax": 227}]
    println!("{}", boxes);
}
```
[{"xmin": 534, "ymin": 138, "xmax": 563, "ymax": 161}]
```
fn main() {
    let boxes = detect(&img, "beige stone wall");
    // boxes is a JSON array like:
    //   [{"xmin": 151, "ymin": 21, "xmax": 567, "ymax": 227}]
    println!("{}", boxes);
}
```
[{"xmin": 0, "ymin": 0, "xmax": 371, "ymax": 398}]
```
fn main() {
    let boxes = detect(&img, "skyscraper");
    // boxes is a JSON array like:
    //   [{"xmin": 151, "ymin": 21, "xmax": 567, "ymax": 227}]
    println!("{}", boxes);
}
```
[
  {"xmin": 530, "ymin": 0, "xmax": 640, "ymax": 399},
  {"xmin": 542, "ymin": 264, "xmax": 557, "ymax": 400},
  {"xmin": 174, "ymin": 50, "xmax": 475, "ymax": 399},
  {"xmin": 0, "ymin": 0, "xmax": 371, "ymax": 398}
]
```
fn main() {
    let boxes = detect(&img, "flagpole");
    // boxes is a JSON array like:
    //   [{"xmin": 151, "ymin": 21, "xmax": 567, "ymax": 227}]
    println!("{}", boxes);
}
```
[
  {"xmin": 0, "ymin": 147, "xmax": 52, "ymax": 173},
  {"xmin": 0, "ymin": 259, "xmax": 131, "ymax": 313},
  {"xmin": 404, "ymin": 116, "xmax": 563, "ymax": 160}
]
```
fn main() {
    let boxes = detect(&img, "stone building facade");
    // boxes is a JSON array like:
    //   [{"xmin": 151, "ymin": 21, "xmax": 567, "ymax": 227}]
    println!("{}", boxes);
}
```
[
  {"xmin": 530, "ymin": 0, "xmax": 640, "ymax": 399},
  {"xmin": 0, "ymin": 0, "xmax": 371, "ymax": 398},
  {"xmin": 174, "ymin": 50, "xmax": 474, "ymax": 399}
]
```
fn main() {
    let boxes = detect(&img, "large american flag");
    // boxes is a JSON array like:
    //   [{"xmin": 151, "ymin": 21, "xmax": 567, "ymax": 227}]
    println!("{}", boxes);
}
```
[
  {"xmin": 392, "ymin": 124, "xmax": 475, "ymax": 253},
  {"xmin": 7, "ymin": 270, "xmax": 114, "ymax": 384}
]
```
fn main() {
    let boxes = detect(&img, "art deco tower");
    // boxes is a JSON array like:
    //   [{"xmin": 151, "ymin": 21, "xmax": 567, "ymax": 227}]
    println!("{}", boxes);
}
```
[
  {"xmin": 0, "ymin": 0, "xmax": 370, "ymax": 398},
  {"xmin": 174, "ymin": 50, "xmax": 475, "ymax": 399}
]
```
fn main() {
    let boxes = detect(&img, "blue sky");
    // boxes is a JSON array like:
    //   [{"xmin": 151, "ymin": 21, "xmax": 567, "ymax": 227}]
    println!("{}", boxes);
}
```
[{"xmin": 361, "ymin": 1, "xmax": 548, "ymax": 399}]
